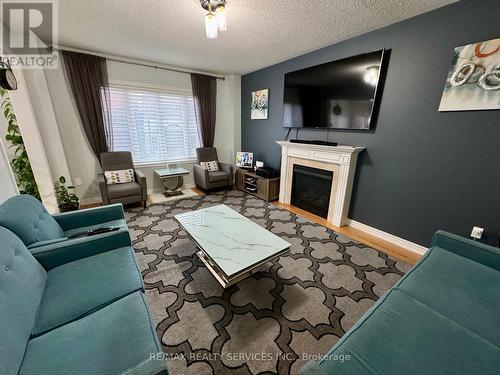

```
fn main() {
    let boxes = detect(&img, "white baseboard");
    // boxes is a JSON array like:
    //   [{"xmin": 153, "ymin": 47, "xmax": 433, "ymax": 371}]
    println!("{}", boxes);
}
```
[{"xmin": 345, "ymin": 219, "xmax": 428, "ymax": 256}]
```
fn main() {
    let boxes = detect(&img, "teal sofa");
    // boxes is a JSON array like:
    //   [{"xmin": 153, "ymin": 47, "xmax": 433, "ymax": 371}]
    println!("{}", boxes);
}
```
[
  {"xmin": 0, "ymin": 202, "xmax": 168, "ymax": 374},
  {"xmin": 300, "ymin": 231, "xmax": 500, "ymax": 375},
  {"xmin": 0, "ymin": 195, "xmax": 128, "ymax": 264}
]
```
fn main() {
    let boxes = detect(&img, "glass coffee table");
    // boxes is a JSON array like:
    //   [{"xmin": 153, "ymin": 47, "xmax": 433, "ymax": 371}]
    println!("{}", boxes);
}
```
[
  {"xmin": 175, "ymin": 204, "xmax": 290, "ymax": 288},
  {"xmin": 154, "ymin": 166, "xmax": 190, "ymax": 197}
]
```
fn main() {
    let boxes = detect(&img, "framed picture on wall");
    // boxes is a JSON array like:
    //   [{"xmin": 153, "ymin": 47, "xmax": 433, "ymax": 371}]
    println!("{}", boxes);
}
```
[
  {"xmin": 439, "ymin": 37, "xmax": 500, "ymax": 111},
  {"xmin": 251, "ymin": 89, "xmax": 269, "ymax": 119}
]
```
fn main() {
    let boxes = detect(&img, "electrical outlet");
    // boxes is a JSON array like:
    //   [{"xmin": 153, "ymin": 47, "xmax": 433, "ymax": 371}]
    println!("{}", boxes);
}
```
[
  {"xmin": 74, "ymin": 177, "xmax": 82, "ymax": 186},
  {"xmin": 471, "ymin": 226, "xmax": 484, "ymax": 240}
]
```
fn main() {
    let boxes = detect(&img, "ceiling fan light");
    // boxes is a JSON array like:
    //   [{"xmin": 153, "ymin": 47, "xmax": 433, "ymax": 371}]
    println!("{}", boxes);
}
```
[
  {"xmin": 205, "ymin": 12, "xmax": 218, "ymax": 39},
  {"xmin": 216, "ymin": 5, "xmax": 227, "ymax": 31}
]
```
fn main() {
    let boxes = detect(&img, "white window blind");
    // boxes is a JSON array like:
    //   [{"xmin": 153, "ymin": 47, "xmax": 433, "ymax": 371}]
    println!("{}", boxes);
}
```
[{"xmin": 108, "ymin": 85, "xmax": 200, "ymax": 164}]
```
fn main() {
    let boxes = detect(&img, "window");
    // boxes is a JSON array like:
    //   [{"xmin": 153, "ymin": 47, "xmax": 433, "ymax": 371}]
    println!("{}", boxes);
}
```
[{"xmin": 108, "ymin": 84, "xmax": 200, "ymax": 165}]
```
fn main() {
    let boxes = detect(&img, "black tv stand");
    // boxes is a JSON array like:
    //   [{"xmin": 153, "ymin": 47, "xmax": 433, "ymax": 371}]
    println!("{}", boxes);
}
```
[{"xmin": 290, "ymin": 139, "xmax": 338, "ymax": 147}]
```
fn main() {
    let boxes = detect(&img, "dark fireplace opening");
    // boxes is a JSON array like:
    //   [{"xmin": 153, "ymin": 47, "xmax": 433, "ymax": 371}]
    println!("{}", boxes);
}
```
[{"xmin": 291, "ymin": 165, "xmax": 333, "ymax": 219}]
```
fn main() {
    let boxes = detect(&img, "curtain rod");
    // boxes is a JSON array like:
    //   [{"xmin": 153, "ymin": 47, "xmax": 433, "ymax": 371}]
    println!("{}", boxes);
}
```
[{"xmin": 54, "ymin": 46, "xmax": 226, "ymax": 81}]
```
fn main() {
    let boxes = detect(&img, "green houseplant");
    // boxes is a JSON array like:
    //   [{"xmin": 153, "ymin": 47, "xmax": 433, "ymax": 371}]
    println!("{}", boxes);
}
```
[
  {"xmin": 55, "ymin": 176, "xmax": 79, "ymax": 212},
  {"xmin": 0, "ymin": 88, "xmax": 40, "ymax": 199}
]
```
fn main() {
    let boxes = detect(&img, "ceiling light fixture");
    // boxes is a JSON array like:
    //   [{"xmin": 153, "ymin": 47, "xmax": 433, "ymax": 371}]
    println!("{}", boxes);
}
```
[{"xmin": 200, "ymin": 0, "xmax": 227, "ymax": 39}]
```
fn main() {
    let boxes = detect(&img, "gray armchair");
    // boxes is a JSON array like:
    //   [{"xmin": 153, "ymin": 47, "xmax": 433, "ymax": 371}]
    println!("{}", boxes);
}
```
[
  {"xmin": 98, "ymin": 152, "xmax": 147, "ymax": 207},
  {"xmin": 193, "ymin": 147, "xmax": 233, "ymax": 191}
]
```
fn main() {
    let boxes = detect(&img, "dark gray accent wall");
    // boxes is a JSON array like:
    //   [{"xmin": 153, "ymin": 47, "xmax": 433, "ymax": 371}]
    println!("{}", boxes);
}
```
[{"xmin": 241, "ymin": 0, "xmax": 500, "ymax": 247}]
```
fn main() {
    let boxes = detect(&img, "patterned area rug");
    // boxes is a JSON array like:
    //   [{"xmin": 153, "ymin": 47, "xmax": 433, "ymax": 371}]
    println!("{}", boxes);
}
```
[{"xmin": 126, "ymin": 190, "xmax": 411, "ymax": 375}]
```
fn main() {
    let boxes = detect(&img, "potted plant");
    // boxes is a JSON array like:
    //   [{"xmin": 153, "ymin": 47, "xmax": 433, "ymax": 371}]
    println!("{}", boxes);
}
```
[{"xmin": 55, "ymin": 176, "xmax": 79, "ymax": 212}]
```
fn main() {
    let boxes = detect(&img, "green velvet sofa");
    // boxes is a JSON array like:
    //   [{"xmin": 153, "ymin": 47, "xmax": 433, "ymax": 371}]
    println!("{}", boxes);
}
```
[
  {"xmin": 0, "ymin": 198, "xmax": 168, "ymax": 375},
  {"xmin": 300, "ymin": 230, "xmax": 500, "ymax": 375},
  {"xmin": 0, "ymin": 195, "xmax": 128, "ymax": 263}
]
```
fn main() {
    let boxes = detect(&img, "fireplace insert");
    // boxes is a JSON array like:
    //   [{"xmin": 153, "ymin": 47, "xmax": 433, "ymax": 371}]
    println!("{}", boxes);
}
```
[{"xmin": 291, "ymin": 165, "xmax": 333, "ymax": 219}]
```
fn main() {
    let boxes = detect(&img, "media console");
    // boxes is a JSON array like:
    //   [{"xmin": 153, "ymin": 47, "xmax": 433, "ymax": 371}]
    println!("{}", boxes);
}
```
[{"xmin": 289, "ymin": 139, "xmax": 338, "ymax": 147}]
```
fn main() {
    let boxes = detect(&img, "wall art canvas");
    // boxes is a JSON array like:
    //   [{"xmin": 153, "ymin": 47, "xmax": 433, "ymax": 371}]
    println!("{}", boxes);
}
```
[
  {"xmin": 439, "ymin": 37, "xmax": 500, "ymax": 111},
  {"xmin": 251, "ymin": 89, "xmax": 269, "ymax": 119}
]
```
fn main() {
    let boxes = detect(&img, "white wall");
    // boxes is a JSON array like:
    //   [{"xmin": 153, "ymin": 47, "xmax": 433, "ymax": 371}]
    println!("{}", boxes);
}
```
[
  {"xmin": 0, "ymin": 132, "xmax": 18, "ymax": 203},
  {"xmin": 40, "ymin": 59, "xmax": 241, "ymax": 204}
]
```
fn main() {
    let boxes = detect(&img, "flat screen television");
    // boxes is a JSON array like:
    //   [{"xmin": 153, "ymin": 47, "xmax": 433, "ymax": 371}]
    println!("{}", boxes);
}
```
[{"xmin": 283, "ymin": 49, "xmax": 387, "ymax": 130}]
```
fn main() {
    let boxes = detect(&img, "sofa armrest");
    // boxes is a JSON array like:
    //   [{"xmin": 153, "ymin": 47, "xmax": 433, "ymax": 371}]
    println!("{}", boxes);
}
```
[
  {"xmin": 52, "ymin": 203, "xmax": 125, "ymax": 231},
  {"xmin": 431, "ymin": 230, "xmax": 500, "ymax": 271},
  {"xmin": 193, "ymin": 164, "xmax": 209, "ymax": 189},
  {"xmin": 219, "ymin": 162, "xmax": 234, "ymax": 185},
  {"xmin": 31, "ymin": 229, "xmax": 132, "ymax": 270},
  {"xmin": 98, "ymin": 173, "xmax": 110, "ymax": 205},
  {"xmin": 135, "ymin": 169, "xmax": 147, "ymax": 201}
]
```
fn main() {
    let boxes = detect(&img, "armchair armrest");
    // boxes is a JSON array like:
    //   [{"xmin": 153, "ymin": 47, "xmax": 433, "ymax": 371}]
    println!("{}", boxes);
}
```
[
  {"xmin": 98, "ymin": 173, "xmax": 110, "ymax": 205},
  {"xmin": 52, "ymin": 203, "xmax": 125, "ymax": 231},
  {"xmin": 219, "ymin": 162, "xmax": 234, "ymax": 185},
  {"xmin": 135, "ymin": 169, "xmax": 147, "ymax": 201},
  {"xmin": 31, "ymin": 229, "xmax": 132, "ymax": 270},
  {"xmin": 193, "ymin": 164, "xmax": 209, "ymax": 189},
  {"xmin": 431, "ymin": 230, "xmax": 500, "ymax": 271}
]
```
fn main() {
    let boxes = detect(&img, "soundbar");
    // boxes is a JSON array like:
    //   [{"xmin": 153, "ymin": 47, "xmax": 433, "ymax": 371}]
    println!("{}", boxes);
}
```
[{"xmin": 289, "ymin": 139, "xmax": 338, "ymax": 147}]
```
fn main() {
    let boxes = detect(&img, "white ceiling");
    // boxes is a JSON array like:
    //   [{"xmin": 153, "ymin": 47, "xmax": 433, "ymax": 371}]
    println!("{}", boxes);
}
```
[{"xmin": 58, "ymin": 0, "xmax": 456, "ymax": 75}]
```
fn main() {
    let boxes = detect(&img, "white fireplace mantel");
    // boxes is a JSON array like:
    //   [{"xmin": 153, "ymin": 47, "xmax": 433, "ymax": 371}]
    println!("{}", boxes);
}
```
[{"xmin": 277, "ymin": 141, "xmax": 365, "ymax": 227}]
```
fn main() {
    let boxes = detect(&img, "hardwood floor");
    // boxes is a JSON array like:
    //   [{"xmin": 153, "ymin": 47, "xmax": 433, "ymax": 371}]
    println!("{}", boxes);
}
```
[{"xmin": 273, "ymin": 202, "xmax": 421, "ymax": 265}]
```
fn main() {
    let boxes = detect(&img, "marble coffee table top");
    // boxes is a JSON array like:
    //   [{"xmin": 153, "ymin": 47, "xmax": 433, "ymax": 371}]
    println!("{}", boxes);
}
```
[{"xmin": 174, "ymin": 204, "xmax": 290, "ymax": 277}]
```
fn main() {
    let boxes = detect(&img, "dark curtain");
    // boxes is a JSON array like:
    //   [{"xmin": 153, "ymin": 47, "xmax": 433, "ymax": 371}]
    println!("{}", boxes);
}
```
[
  {"xmin": 62, "ymin": 50, "xmax": 113, "ymax": 159},
  {"xmin": 191, "ymin": 73, "xmax": 217, "ymax": 147}
]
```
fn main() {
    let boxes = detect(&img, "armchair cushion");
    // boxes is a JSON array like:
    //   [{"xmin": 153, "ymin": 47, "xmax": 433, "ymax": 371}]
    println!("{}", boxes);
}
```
[
  {"xmin": 209, "ymin": 170, "xmax": 229, "ymax": 183},
  {"xmin": 107, "ymin": 181, "xmax": 142, "ymax": 199},
  {"xmin": 200, "ymin": 160, "xmax": 220, "ymax": 171},
  {"xmin": 0, "ymin": 195, "xmax": 64, "ymax": 246},
  {"xmin": 20, "ymin": 292, "xmax": 168, "ymax": 375},
  {"xmin": 0, "ymin": 227, "xmax": 47, "ymax": 375},
  {"xmin": 104, "ymin": 169, "xmax": 134, "ymax": 184},
  {"xmin": 32, "ymin": 246, "xmax": 143, "ymax": 336}
]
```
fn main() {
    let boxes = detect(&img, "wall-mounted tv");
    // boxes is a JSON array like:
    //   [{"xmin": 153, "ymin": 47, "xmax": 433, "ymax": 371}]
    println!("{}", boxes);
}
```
[{"xmin": 283, "ymin": 49, "xmax": 388, "ymax": 130}]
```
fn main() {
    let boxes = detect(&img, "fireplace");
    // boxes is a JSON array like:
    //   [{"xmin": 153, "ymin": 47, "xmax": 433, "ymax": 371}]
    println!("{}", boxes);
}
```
[{"xmin": 291, "ymin": 165, "xmax": 333, "ymax": 219}]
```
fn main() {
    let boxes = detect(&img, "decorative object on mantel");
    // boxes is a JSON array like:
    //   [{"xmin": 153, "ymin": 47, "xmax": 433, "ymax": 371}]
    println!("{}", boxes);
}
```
[
  {"xmin": 251, "ymin": 89, "xmax": 269, "ymax": 119},
  {"xmin": 199, "ymin": 0, "xmax": 227, "ymax": 39},
  {"xmin": 439, "ymin": 37, "xmax": 500, "ymax": 111},
  {"xmin": 277, "ymin": 141, "xmax": 364, "ymax": 227}
]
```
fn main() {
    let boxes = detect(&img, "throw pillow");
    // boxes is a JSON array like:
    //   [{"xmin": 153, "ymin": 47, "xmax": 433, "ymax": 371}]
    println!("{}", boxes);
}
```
[
  {"xmin": 105, "ymin": 169, "xmax": 134, "ymax": 184},
  {"xmin": 200, "ymin": 160, "xmax": 220, "ymax": 171}
]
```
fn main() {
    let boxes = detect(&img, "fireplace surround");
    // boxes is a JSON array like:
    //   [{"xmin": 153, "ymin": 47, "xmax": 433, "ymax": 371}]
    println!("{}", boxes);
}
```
[{"xmin": 277, "ymin": 141, "xmax": 364, "ymax": 226}]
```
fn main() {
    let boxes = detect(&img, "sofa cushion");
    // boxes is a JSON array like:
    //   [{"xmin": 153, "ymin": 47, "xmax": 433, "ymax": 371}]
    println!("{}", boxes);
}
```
[
  {"xmin": 106, "ymin": 181, "xmax": 142, "ymax": 199},
  {"xmin": 318, "ymin": 289, "xmax": 500, "ymax": 375},
  {"xmin": 62, "ymin": 218, "xmax": 127, "ymax": 238},
  {"xmin": 0, "ymin": 227, "xmax": 47, "ymax": 375},
  {"xmin": 208, "ymin": 170, "xmax": 229, "ymax": 183},
  {"xmin": 0, "ymin": 195, "xmax": 64, "ymax": 246},
  {"xmin": 32, "ymin": 246, "xmax": 143, "ymax": 336},
  {"xmin": 20, "ymin": 292, "xmax": 168, "ymax": 375},
  {"xmin": 396, "ymin": 246, "xmax": 500, "ymax": 345}
]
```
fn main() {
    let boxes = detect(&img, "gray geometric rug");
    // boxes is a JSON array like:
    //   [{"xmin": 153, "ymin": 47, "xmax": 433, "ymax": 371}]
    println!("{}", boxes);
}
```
[{"xmin": 126, "ymin": 190, "xmax": 411, "ymax": 375}]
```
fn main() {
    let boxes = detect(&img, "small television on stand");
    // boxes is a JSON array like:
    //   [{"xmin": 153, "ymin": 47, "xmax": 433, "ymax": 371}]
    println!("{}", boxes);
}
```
[{"xmin": 236, "ymin": 152, "xmax": 254, "ymax": 169}]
